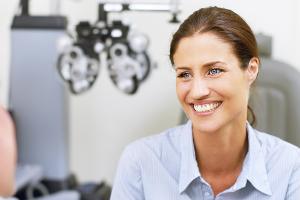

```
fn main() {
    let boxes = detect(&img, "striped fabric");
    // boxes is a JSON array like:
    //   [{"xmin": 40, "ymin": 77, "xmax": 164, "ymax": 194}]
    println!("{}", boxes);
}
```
[{"xmin": 111, "ymin": 121, "xmax": 300, "ymax": 200}]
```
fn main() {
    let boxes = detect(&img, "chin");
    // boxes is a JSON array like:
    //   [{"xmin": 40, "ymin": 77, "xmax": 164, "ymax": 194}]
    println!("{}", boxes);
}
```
[
  {"xmin": 187, "ymin": 109, "xmax": 228, "ymax": 134},
  {"xmin": 189, "ymin": 110, "xmax": 246, "ymax": 135},
  {"xmin": 191, "ymin": 119, "xmax": 225, "ymax": 134}
]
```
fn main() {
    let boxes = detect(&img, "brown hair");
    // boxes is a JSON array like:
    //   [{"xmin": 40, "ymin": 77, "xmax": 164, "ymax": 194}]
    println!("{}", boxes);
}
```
[{"xmin": 170, "ymin": 6, "xmax": 258, "ymax": 125}]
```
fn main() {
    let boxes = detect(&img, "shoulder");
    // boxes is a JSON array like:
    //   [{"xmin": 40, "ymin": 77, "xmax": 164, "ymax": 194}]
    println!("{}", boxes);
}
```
[
  {"xmin": 254, "ymin": 129, "xmax": 300, "ymax": 159},
  {"xmin": 250, "ymin": 128, "xmax": 300, "ymax": 197},
  {"xmin": 0, "ymin": 107, "xmax": 14, "ymax": 133},
  {"xmin": 111, "ymin": 124, "xmax": 186, "ymax": 199},
  {"xmin": 254, "ymin": 128, "xmax": 300, "ymax": 174},
  {"xmin": 0, "ymin": 106, "xmax": 15, "ymax": 151},
  {"xmin": 253, "ymin": 132, "xmax": 300, "ymax": 197},
  {"xmin": 0, "ymin": 106, "xmax": 16, "ymax": 197},
  {"xmin": 121, "ymin": 123, "xmax": 186, "ymax": 164}
]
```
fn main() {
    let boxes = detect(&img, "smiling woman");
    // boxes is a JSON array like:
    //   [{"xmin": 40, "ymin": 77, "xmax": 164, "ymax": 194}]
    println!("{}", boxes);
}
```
[
  {"xmin": 174, "ymin": 33, "xmax": 258, "ymax": 136},
  {"xmin": 110, "ymin": 7, "xmax": 300, "ymax": 200}
]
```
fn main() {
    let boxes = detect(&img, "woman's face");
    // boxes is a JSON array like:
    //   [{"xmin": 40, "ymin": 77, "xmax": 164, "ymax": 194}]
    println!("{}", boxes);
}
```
[{"xmin": 174, "ymin": 32, "xmax": 258, "ymax": 133}]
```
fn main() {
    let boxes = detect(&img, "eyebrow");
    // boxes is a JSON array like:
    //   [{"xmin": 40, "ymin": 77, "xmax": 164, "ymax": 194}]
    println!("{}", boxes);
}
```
[{"xmin": 175, "ymin": 61, "xmax": 227, "ymax": 70}]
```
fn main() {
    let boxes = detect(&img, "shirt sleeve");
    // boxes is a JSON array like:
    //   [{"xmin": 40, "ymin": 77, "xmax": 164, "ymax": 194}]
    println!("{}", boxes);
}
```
[
  {"xmin": 286, "ymin": 150, "xmax": 300, "ymax": 200},
  {"xmin": 110, "ymin": 144, "xmax": 145, "ymax": 200}
]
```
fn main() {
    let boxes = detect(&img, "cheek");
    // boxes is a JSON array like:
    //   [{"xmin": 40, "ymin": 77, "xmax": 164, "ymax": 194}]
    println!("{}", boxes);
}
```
[
  {"xmin": 218, "ymin": 78, "xmax": 249, "ymax": 107},
  {"xmin": 212, "ymin": 75, "xmax": 249, "ymax": 101},
  {"xmin": 176, "ymin": 82, "xmax": 190, "ymax": 101}
]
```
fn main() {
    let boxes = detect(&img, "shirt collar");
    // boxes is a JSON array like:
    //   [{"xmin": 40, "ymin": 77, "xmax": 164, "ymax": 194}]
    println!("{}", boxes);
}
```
[
  {"xmin": 178, "ymin": 120, "xmax": 200, "ymax": 193},
  {"xmin": 178, "ymin": 121, "xmax": 272, "ymax": 196},
  {"xmin": 246, "ymin": 123, "xmax": 272, "ymax": 196}
]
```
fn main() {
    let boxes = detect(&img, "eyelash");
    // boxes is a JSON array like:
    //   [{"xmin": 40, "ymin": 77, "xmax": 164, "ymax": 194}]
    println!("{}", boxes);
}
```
[
  {"xmin": 177, "ymin": 72, "xmax": 191, "ymax": 79},
  {"xmin": 176, "ymin": 68, "xmax": 224, "ymax": 79},
  {"xmin": 207, "ymin": 68, "xmax": 224, "ymax": 76}
]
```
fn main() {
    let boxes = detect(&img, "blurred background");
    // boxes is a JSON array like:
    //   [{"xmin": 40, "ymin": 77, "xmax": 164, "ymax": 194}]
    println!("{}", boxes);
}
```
[{"xmin": 0, "ymin": 0, "xmax": 299, "ymax": 199}]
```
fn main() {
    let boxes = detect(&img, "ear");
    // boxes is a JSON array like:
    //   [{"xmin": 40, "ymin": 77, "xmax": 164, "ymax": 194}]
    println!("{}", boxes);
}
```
[{"xmin": 246, "ymin": 57, "xmax": 259, "ymax": 86}]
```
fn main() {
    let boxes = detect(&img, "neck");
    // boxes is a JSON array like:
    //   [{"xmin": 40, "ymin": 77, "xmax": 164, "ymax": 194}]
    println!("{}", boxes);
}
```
[{"xmin": 193, "ymin": 119, "xmax": 248, "ymax": 175}]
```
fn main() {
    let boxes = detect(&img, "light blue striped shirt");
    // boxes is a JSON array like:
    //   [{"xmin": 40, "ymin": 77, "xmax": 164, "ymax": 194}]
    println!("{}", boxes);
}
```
[{"xmin": 111, "ymin": 121, "xmax": 300, "ymax": 200}]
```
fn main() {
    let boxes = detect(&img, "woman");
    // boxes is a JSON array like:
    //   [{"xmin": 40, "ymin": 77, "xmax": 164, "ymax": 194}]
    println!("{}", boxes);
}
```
[
  {"xmin": 110, "ymin": 7, "xmax": 300, "ymax": 199},
  {"xmin": 0, "ymin": 106, "xmax": 17, "ymax": 197}
]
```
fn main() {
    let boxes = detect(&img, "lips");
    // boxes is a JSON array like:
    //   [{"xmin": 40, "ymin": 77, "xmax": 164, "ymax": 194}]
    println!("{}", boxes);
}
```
[{"xmin": 192, "ymin": 101, "xmax": 222, "ymax": 113}]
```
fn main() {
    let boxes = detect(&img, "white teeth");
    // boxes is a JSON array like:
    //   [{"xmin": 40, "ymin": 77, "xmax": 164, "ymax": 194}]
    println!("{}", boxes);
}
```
[{"xmin": 193, "ymin": 102, "xmax": 220, "ymax": 112}]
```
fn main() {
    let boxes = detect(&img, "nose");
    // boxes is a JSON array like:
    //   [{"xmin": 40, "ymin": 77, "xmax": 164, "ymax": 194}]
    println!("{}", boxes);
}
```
[{"xmin": 190, "ymin": 77, "xmax": 210, "ymax": 99}]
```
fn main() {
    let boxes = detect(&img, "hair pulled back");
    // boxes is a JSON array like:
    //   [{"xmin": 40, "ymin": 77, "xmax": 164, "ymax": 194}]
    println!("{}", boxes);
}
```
[
  {"xmin": 170, "ymin": 7, "xmax": 258, "ymax": 125},
  {"xmin": 170, "ymin": 6, "xmax": 258, "ymax": 68}
]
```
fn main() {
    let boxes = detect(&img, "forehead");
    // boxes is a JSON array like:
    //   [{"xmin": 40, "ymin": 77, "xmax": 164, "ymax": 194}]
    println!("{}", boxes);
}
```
[{"xmin": 173, "ymin": 32, "xmax": 238, "ymax": 68}]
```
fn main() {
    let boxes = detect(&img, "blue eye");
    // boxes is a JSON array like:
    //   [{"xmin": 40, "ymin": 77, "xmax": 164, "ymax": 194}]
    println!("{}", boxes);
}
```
[
  {"xmin": 208, "ymin": 68, "xmax": 223, "ymax": 76},
  {"xmin": 177, "ymin": 72, "xmax": 191, "ymax": 79}
]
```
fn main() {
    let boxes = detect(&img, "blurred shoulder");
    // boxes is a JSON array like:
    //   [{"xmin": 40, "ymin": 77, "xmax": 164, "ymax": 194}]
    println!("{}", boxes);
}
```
[{"xmin": 0, "ymin": 106, "xmax": 14, "ymax": 138}]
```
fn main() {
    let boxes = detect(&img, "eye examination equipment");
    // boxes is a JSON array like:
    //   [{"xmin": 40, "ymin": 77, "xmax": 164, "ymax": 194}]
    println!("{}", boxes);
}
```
[
  {"xmin": 57, "ymin": 0, "xmax": 180, "ymax": 94},
  {"xmin": 248, "ymin": 33, "xmax": 300, "ymax": 147},
  {"xmin": 9, "ymin": 0, "xmax": 180, "ymax": 199},
  {"xmin": 10, "ymin": 1, "xmax": 79, "ymax": 199}
]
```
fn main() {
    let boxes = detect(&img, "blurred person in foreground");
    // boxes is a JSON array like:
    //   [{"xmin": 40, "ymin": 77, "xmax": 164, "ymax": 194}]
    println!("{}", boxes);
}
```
[{"xmin": 0, "ymin": 105, "xmax": 17, "ymax": 197}]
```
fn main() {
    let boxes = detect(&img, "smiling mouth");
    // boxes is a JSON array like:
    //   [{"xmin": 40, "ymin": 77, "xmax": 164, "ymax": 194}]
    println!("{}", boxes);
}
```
[{"xmin": 193, "ymin": 102, "xmax": 222, "ymax": 113}]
